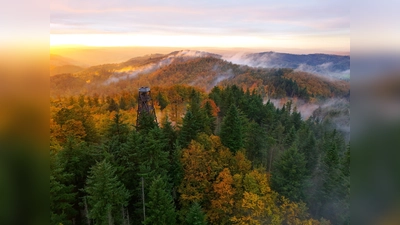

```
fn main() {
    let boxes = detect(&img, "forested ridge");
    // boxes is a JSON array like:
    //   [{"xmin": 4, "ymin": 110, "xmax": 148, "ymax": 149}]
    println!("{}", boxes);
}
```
[
  {"xmin": 50, "ymin": 53, "xmax": 349, "ymax": 101},
  {"xmin": 50, "ymin": 84, "xmax": 349, "ymax": 225}
]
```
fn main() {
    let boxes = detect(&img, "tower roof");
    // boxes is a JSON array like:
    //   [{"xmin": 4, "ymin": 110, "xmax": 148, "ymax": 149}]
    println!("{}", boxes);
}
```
[{"xmin": 139, "ymin": 87, "xmax": 150, "ymax": 93}]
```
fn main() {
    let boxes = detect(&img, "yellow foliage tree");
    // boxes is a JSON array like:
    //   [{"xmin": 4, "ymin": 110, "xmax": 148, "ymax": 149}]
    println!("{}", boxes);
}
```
[
  {"xmin": 209, "ymin": 168, "xmax": 235, "ymax": 224},
  {"xmin": 178, "ymin": 140, "xmax": 214, "ymax": 207}
]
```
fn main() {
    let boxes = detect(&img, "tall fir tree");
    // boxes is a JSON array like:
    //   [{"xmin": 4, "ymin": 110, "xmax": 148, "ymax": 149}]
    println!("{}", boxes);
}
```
[
  {"xmin": 144, "ymin": 175, "xmax": 177, "ymax": 225},
  {"xmin": 185, "ymin": 202, "xmax": 207, "ymax": 225},
  {"xmin": 106, "ymin": 113, "xmax": 130, "ymax": 156},
  {"xmin": 50, "ymin": 153, "xmax": 76, "ymax": 225},
  {"xmin": 119, "ymin": 96, "xmax": 128, "ymax": 110},
  {"xmin": 245, "ymin": 121, "xmax": 268, "ymax": 167},
  {"xmin": 85, "ymin": 160, "xmax": 130, "ymax": 225},
  {"xmin": 138, "ymin": 128, "xmax": 170, "ymax": 184},
  {"xmin": 178, "ymin": 111, "xmax": 198, "ymax": 148},
  {"xmin": 220, "ymin": 105, "xmax": 244, "ymax": 153},
  {"xmin": 271, "ymin": 145, "xmax": 307, "ymax": 202},
  {"xmin": 108, "ymin": 98, "xmax": 119, "ymax": 112}
]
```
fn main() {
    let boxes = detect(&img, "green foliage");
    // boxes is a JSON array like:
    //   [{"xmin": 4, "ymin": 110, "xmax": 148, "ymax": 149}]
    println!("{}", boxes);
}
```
[
  {"xmin": 138, "ymin": 128, "xmax": 170, "ymax": 182},
  {"xmin": 108, "ymin": 98, "xmax": 119, "ymax": 112},
  {"xmin": 245, "ymin": 121, "xmax": 268, "ymax": 167},
  {"xmin": 178, "ymin": 111, "xmax": 198, "ymax": 148},
  {"xmin": 144, "ymin": 175, "xmax": 177, "ymax": 225},
  {"xmin": 220, "ymin": 105, "xmax": 244, "ymax": 153},
  {"xmin": 136, "ymin": 111, "xmax": 158, "ymax": 133},
  {"xmin": 106, "ymin": 113, "xmax": 130, "ymax": 155},
  {"xmin": 119, "ymin": 96, "xmax": 128, "ymax": 110},
  {"xmin": 50, "ymin": 153, "xmax": 76, "ymax": 225},
  {"xmin": 185, "ymin": 202, "xmax": 207, "ymax": 225},
  {"xmin": 157, "ymin": 91, "xmax": 169, "ymax": 110},
  {"xmin": 85, "ymin": 160, "xmax": 130, "ymax": 225},
  {"xmin": 271, "ymin": 145, "xmax": 307, "ymax": 202}
]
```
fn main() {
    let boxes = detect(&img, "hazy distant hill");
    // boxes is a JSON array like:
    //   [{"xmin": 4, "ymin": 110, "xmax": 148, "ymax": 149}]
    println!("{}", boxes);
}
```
[
  {"xmin": 223, "ymin": 52, "xmax": 350, "ymax": 80},
  {"xmin": 50, "ymin": 54, "xmax": 87, "ymax": 76},
  {"xmin": 50, "ymin": 50, "xmax": 349, "ymax": 100}
]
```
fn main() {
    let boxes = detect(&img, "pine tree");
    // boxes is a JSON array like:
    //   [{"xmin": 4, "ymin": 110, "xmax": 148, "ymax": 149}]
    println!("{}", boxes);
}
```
[
  {"xmin": 144, "ymin": 175, "xmax": 176, "ymax": 225},
  {"xmin": 185, "ymin": 202, "xmax": 207, "ymax": 225},
  {"xmin": 55, "ymin": 137, "xmax": 100, "ymax": 223},
  {"xmin": 78, "ymin": 94, "xmax": 86, "ymax": 107},
  {"xmin": 119, "ymin": 96, "xmax": 127, "ymax": 110},
  {"xmin": 220, "ymin": 105, "xmax": 244, "ymax": 153},
  {"xmin": 246, "ymin": 121, "xmax": 268, "ymax": 166},
  {"xmin": 202, "ymin": 100, "xmax": 216, "ymax": 134},
  {"xmin": 284, "ymin": 126, "xmax": 297, "ymax": 149},
  {"xmin": 136, "ymin": 111, "xmax": 158, "ymax": 134},
  {"xmin": 106, "ymin": 113, "xmax": 130, "ymax": 156},
  {"xmin": 85, "ymin": 160, "xmax": 130, "ymax": 225},
  {"xmin": 161, "ymin": 116, "xmax": 177, "ymax": 153},
  {"xmin": 157, "ymin": 92, "xmax": 169, "ymax": 111},
  {"xmin": 138, "ymin": 128, "xmax": 170, "ymax": 184},
  {"xmin": 271, "ymin": 145, "xmax": 307, "ymax": 202},
  {"xmin": 178, "ymin": 111, "xmax": 198, "ymax": 148},
  {"xmin": 108, "ymin": 98, "xmax": 119, "ymax": 112},
  {"xmin": 50, "ymin": 153, "xmax": 76, "ymax": 225}
]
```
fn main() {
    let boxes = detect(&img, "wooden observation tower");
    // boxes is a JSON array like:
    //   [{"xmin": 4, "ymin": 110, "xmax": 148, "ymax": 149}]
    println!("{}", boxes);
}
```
[{"xmin": 136, "ymin": 86, "xmax": 157, "ymax": 127}]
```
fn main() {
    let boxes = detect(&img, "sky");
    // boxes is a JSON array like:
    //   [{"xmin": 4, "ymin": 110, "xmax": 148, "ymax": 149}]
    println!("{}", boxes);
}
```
[{"xmin": 50, "ymin": 0, "xmax": 349, "ymax": 53}]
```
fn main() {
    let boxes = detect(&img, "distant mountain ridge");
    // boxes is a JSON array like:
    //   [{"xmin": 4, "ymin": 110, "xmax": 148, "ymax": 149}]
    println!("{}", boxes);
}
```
[{"xmin": 223, "ymin": 51, "xmax": 350, "ymax": 80}]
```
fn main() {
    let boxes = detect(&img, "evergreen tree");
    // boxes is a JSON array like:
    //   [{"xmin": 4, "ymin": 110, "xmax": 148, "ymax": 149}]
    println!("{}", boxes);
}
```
[
  {"xmin": 119, "ymin": 96, "xmax": 128, "ymax": 110},
  {"xmin": 185, "ymin": 202, "xmax": 207, "ymax": 225},
  {"xmin": 85, "ymin": 160, "xmax": 130, "ymax": 225},
  {"xmin": 202, "ymin": 100, "xmax": 216, "ymax": 134},
  {"xmin": 50, "ymin": 153, "xmax": 76, "ymax": 225},
  {"xmin": 136, "ymin": 111, "xmax": 158, "ymax": 134},
  {"xmin": 271, "ymin": 145, "xmax": 307, "ymax": 202},
  {"xmin": 284, "ymin": 126, "xmax": 297, "ymax": 148},
  {"xmin": 87, "ymin": 96, "xmax": 93, "ymax": 107},
  {"xmin": 138, "ymin": 128, "xmax": 170, "ymax": 183},
  {"xmin": 57, "ymin": 137, "xmax": 98, "ymax": 222},
  {"xmin": 157, "ymin": 92, "xmax": 169, "ymax": 111},
  {"xmin": 144, "ymin": 175, "xmax": 176, "ymax": 225},
  {"xmin": 161, "ymin": 116, "xmax": 177, "ymax": 153},
  {"xmin": 178, "ymin": 111, "xmax": 198, "ymax": 148},
  {"xmin": 106, "ymin": 113, "xmax": 130, "ymax": 155},
  {"xmin": 299, "ymin": 131, "xmax": 317, "ymax": 175},
  {"xmin": 220, "ymin": 105, "xmax": 244, "ymax": 153},
  {"xmin": 108, "ymin": 98, "xmax": 119, "ymax": 112},
  {"xmin": 245, "ymin": 121, "xmax": 268, "ymax": 167},
  {"xmin": 78, "ymin": 94, "xmax": 86, "ymax": 107}
]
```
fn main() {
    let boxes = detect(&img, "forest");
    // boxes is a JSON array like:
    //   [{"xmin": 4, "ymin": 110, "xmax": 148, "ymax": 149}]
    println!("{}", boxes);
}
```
[
  {"xmin": 50, "ymin": 84, "xmax": 350, "ymax": 225},
  {"xmin": 50, "ymin": 55, "xmax": 349, "ymax": 101}
]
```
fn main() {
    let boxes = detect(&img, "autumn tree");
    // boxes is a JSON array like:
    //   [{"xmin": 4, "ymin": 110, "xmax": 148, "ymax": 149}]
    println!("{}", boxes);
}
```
[
  {"xmin": 178, "ymin": 141, "xmax": 214, "ymax": 207},
  {"xmin": 209, "ymin": 168, "xmax": 235, "ymax": 224}
]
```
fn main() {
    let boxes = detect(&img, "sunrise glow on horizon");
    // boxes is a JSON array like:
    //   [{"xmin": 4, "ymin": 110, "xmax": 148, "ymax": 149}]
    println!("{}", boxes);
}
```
[{"xmin": 50, "ymin": 0, "xmax": 349, "ymax": 53}]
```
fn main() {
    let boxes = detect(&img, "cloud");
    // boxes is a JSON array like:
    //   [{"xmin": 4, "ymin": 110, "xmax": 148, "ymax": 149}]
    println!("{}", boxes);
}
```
[{"xmin": 50, "ymin": 0, "xmax": 349, "ymax": 50}]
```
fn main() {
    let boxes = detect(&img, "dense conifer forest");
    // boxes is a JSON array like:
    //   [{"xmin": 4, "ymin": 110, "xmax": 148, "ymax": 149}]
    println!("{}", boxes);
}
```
[{"xmin": 50, "ymin": 84, "xmax": 349, "ymax": 225}]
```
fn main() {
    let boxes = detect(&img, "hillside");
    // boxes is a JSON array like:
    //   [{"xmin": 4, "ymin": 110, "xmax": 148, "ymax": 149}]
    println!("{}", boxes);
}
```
[
  {"xmin": 50, "ymin": 54, "xmax": 87, "ymax": 76},
  {"xmin": 50, "ymin": 50, "xmax": 349, "ymax": 101},
  {"xmin": 223, "ymin": 52, "xmax": 350, "ymax": 80}
]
